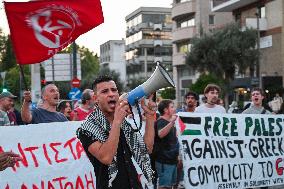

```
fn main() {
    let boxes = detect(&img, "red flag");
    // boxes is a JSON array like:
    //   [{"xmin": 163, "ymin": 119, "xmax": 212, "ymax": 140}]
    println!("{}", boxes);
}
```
[{"xmin": 4, "ymin": 0, "xmax": 104, "ymax": 65}]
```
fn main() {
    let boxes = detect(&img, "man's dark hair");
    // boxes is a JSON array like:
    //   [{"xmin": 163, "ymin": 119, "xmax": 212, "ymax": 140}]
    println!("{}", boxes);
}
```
[
  {"xmin": 57, "ymin": 100, "xmax": 72, "ymax": 113},
  {"xmin": 185, "ymin": 91, "xmax": 199, "ymax": 100},
  {"xmin": 92, "ymin": 75, "xmax": 114, "ymax": 91},
  {"xmin": 204, "ymin": 84, "xmax": 221, "ymax": 94},
  {"xmin": 158, "ymin": 99, "xmax": 173, "ymax": 116},
  {"xmin": 251, "ymin": 87, "xmax": 264, "ymax": 96}
]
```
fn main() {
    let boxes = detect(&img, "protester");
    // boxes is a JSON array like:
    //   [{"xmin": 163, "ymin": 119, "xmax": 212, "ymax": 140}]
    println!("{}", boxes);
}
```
[
  {"xmin": 175, "ymin": 91, "xmax": 198, "ymax": 189},
  {"xmin": 76, "ymin": 75, "xmax": 156, "ymax": 189},
  {"xmin": 71, "ymin": 89, "xmax": 94, "ymax": 121},
  {"xmin": 242, "ymin": 88, "xmax": 271, "ymax": 114},
  {"xmin": 153, "ymin": 99, "xmax": 179, "ymax": 189},
  {"xmin": 21, "ymin": 84, "xmax": 68, "ymax": 124},
  {"xmin": 0, "ymin": 91, "xmax": 17, "ymax": 126},
  {"xmin": 195, "ymin": 84, "xmax": 226, "ymax": 113},
  {"xmin": 9, "ymin": 101, "xmax": 24, "ymax": 125},
  {"xmin": 177, "ymin": 91, "xmax": 198, "ymax": 113},
  {"xmin": 0, "ymin": 151, "xmax": 22, "ymax": 171},
  {"xmin": 57, "ymin": 100, "xmax": 72, "ymax": 121},
  {"xmin": 242, "ymin": 88, "xmax": 275, "ymax": 189}
]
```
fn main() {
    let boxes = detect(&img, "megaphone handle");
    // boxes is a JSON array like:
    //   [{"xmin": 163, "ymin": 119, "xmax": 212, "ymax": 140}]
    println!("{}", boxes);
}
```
[{"xmin": 128, "ymin": 100, "xmax": 143, "ymax": 132}]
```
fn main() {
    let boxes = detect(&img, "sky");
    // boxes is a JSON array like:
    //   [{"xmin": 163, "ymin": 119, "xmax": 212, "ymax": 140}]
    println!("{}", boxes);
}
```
[{"xmin": 0, "ymin": 0, "xmax": 172, "ymax": 55}]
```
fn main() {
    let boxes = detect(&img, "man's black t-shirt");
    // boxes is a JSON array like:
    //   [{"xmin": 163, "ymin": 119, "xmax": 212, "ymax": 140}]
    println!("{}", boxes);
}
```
[
  {"xmin": 153, "ymin": 118, "xmax": 179, "ymax": 164},
  {"xmin": 78, "ymin": 130, "xmax": 143, "ymax": 189}
]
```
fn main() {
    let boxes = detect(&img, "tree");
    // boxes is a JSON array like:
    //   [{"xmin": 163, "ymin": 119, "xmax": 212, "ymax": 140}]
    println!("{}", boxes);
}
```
[
  {"xmin": 1, "ymin": 36, "xmax": 17, "ymax": 71},
  {"xmin": 0, "ymin": 29, "xmax": 7, "ymax": 68},
  {"xmin": 190, "ymin": 74, "xmax": 223, "ymax": 95},
  {"xmin": 186, "ymin": 23, "xmax": 258, "ymax": 106},
  {"xmin": 5, "ymin": 66, "xmax": 31, "ymax": 97},
  {"xmin": 160, "ymin": 88, "xmax": 175, "ymax": 100}
]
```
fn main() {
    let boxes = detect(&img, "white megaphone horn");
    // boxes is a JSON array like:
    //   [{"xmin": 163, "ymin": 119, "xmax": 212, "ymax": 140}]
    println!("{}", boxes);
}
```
[{"xmin": 125, "ymin": 62, "xmax": 175, "ymax": 106}]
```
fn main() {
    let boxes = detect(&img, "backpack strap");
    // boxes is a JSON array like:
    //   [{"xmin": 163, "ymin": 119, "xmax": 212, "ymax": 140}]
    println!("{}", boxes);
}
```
[{"xmin": 261, "ymin": 108, "xmax": 267, "ymax": 114}]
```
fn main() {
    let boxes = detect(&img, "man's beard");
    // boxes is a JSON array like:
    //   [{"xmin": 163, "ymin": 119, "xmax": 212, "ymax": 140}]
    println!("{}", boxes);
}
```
[{"xmin": 187, "ymin": 103, "xmax": 195, "ymax": 108}]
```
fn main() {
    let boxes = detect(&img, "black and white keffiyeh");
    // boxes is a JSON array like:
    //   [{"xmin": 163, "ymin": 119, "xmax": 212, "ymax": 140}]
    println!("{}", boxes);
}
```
[{"xmin": 76, "ymin": 106, "xmax": 154, "ymax": 187}]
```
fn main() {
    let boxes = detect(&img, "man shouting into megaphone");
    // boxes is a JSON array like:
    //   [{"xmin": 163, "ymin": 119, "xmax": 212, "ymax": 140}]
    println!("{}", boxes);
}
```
[{"xmin": 77, "ymin": 75, "xmax": 157, "ymax": 189}]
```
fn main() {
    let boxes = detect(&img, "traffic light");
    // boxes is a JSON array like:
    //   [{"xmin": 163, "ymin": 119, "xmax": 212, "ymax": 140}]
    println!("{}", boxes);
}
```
[{"xmin": 41, "ymin": 79, "xmax": 46, "ymax": 86}]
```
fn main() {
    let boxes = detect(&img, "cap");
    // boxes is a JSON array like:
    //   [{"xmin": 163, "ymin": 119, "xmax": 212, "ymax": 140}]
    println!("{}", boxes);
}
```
[{"xmin": 0, "ymin": 91, "xmax": 17, "ymax": 99}]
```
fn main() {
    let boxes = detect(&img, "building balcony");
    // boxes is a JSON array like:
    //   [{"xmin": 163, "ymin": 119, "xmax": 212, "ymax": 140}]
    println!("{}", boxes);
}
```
[
  {"xmin": 126, "ymin": 39, "xmax": 172, "ymax": 51},
  {"xmin": 172, "ymin": 26, "xmax": 196, "ymax": 43},
  {"xmin": 173, "ymin": 53, "xmax": 187, "ymax": 66},
  {"xmin": 127, "ymin": 55, "xmax": 172, "ymax": 64},
  {"xmin": 126, "ymin": 23, "xmax": 172, "ymax": 37},
  {"xmin": 212, "ymin": 0, "xmax": 258, "ymax": 12},
  {"xmin": 245, "ymin": 18, "xmax": 267, "ymax": 31},
  {"xmin": 172, "ymin": 0, "xmax": 196, "ymax": 20}
]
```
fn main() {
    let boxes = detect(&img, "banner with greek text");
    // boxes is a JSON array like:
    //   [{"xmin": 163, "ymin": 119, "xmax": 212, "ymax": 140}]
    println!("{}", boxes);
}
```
[
  {"xmin": 0, "ymin": 121, "xmax": 152, "ymax": 189},
  {"xmin": 177, "ymin": 112, "xmax": 284, "ymax": 189}
]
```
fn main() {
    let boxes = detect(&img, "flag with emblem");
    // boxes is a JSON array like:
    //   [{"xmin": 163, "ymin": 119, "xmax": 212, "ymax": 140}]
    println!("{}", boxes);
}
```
[{"xmin": 4, "ymin": 0, "xmax": 104, "ymax": 65}]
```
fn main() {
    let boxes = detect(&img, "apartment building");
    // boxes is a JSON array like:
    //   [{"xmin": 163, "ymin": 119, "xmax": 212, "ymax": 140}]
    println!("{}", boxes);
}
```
[
  {"xmin": 100, "ymin": 40, "xmax": 126, "ymax": 83},
  {"xmin": 125, "ymin": 7, "xmax": 173, "ymax": 83},
  {"xmin": 213, "ymin": 0, "xmax": 284, "ymax": 100},
  {"xmin": 172, "ymin": 0, "xmax": 232, "ymax": 106}
]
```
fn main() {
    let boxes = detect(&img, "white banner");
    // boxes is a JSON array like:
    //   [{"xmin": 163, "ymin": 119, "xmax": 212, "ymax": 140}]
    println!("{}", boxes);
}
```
[
  {"xmin": 0, "ymin": 122, "xmax": 95, "ymax": 189},
  {"xmin": 0, "ymin": 121, "xmax": 152, "ymax": 189},
  {"xmin": 177, "ymin": 113, "xmax": 284, "ymax": 189}
]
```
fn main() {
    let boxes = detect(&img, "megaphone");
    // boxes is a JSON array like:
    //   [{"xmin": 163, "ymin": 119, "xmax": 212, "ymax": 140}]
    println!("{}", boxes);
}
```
[{"xmin": 125, "ymin": 62, "xmax": 175, "ymax": 106}]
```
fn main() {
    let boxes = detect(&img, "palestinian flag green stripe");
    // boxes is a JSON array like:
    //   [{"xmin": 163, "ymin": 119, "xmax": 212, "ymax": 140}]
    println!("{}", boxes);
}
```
[{"xmin": 182, "ymin": 129, "xmax": 202, "ymax": 135}]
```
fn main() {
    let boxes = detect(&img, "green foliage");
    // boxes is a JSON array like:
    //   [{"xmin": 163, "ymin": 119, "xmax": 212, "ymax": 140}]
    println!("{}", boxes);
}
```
[
  {"xmin": 98, "ymin": 67, "xmax": 124, "ymax": 93},
  {"xmin": 2, "ymin": 36, "xmax": 17, "ymax": 71},
  {"xmin": 190, "ymin": 74, "xmax": 223, "ymax": 94},
  {"xmin": 5, "ymin": 66, "xmax": 30, "ymax": 97},
  {"xmin": 54, "ymin": 81, "xmax": 71, "ymax": 99},
  {"xmin": 187, "ymin": 23, "xmax": 258, "ymax": 87},
  {"xmin": 0, "ymin": 29, "xmax": 7, "ymax": 69},
  {"xmin": 160, "ymin": 88, "xmax": 176, "ymax": 100}
]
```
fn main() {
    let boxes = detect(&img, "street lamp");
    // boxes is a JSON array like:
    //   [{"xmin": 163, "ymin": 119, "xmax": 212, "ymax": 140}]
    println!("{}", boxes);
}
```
[{"xmin": 0, "ymin": 71, "xmax": 7, "ymax": 92}]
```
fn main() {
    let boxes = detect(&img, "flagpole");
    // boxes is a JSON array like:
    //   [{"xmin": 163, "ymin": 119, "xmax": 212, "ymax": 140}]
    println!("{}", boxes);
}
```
[{"xmin": 19, "ymin": 65, "xmax": 29, "ymax": 90}]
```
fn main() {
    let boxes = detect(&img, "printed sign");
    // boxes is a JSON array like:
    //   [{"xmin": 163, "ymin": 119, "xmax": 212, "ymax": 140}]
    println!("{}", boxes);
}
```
[
  {"xmin": 0, "ymin": 121, "xmax": 152, "ymax": 189},
  {"xmin": 177, "ymin": 112, "xmax": 284, "ymax": 189}
]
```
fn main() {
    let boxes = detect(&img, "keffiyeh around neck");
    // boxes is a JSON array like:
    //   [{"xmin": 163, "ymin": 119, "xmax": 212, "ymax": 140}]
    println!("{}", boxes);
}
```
[{"xmin": 77, "ymin": 105, "xmax": 153, "ymax": 187}]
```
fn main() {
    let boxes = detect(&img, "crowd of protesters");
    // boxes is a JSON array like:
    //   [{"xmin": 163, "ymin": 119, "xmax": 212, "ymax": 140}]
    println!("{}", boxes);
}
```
[{"xmin": 0, "ymin": 80, "xmax": 284, "ymax": 189}]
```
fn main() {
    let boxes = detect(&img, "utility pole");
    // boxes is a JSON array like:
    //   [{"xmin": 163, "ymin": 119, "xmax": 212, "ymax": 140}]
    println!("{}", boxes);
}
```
[
  {"xmin": 72, "ymin": 41, "xmax": 77, "ymax": 79},
  {"xmin": 255, "ymin": 11, "xmax": 261, "ymax": 87}
]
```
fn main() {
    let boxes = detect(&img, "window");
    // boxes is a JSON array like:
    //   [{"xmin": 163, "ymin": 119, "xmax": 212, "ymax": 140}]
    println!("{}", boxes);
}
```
[
  {"xmin": 177, "ymin": 17, "xmax": 195, "ymax": 28},
  {"xmin": 258, "ymin": 5, "xmax": 266, "ymax": 18},
  {"xmin": 126, "ymin": 14, "xmax": 142, "ymax": 28},
  {"xmin": 209, "ymin": 15, "xmax": 215, "ymax": 25},
  {"xmin": 142, "ymin": 14, "xmax": 168, "ymax": 24},
  {"xmin": 176, "ymin": 0, "xmax": 191, "ymax": 4},
  {"xmin": 235, "ymin": 12, "xmax": 241, "ymax": 23},
  {"xmin": 177, "ymin": 41, "xmax": 191, "ymax": 53}
]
